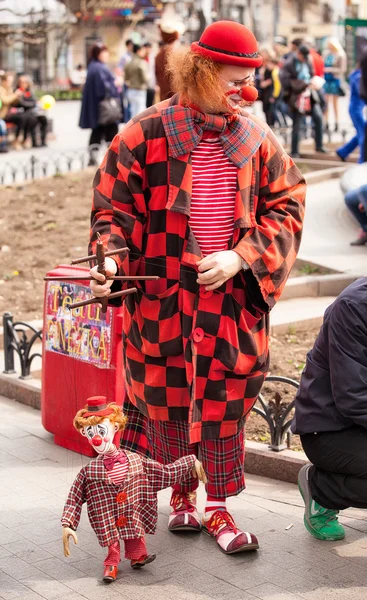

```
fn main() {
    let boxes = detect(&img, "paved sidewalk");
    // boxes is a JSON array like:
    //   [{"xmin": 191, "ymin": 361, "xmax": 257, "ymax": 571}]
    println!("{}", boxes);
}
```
[
  {"xmin": 299, "ymin": 177, "xmax": 366, "ymax": 275},
  {"xmin": 1, "ymin": 395, "xmax": 367, "ymax": 600}
]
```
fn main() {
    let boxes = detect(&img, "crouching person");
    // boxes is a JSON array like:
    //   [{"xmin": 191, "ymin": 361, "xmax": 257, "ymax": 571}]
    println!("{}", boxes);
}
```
[
  {"xmin": 293, "ymin": 278, "xmax": 367, "ymax": 541},
  {"xmin": 61, "ymin": 396, "xmax": 206, "ymax": 582}
]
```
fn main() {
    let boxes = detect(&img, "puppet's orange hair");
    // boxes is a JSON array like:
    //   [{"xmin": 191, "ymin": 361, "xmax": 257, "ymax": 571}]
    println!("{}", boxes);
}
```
[{"xmin": 73, "ymin": 403, "xmax": 127, "ymax": 432}]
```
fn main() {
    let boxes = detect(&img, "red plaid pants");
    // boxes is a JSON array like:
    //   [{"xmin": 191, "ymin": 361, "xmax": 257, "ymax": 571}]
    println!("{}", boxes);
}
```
[
  {"xmin": 120, "ymin": 398, "xmax": 245, "ymax": 498},
  {"xmin": 104, "ymin": 537, "xmax": 148, "ymax": 566}
]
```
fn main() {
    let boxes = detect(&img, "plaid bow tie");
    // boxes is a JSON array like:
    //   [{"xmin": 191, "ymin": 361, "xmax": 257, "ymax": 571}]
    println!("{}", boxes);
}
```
[
  {"xmin": 161, "ymin": 105, "xmax": 265, "ymax": 168},
  {"xmin": 103, "ymin": 450, "xmax": 127, "ymax": 471}
]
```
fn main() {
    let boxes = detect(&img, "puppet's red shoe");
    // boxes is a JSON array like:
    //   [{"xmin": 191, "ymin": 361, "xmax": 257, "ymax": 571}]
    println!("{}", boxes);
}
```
[
  {"xmin": 131, "ymin": 553, "xmax": 156, "ymax": 569},
  {"xmin": 202, "ymin": 510, "xmax": 259, "ymax": 554},
  {"xmin": 168, "ymin": 490, "xmax": 201, "ymax": 532},
  {"xmin": 103, "ymin": 565, "xmax": 118, "ymax": 582}
]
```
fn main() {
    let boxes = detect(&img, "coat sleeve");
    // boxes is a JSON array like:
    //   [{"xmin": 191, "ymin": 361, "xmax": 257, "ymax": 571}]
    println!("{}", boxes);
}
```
[
  {"xmin": 233, "ymin": 131, "xmax": 306, "ymax": 310},
  {"xmin": 0, "ymin": 89, "xmax": 19, "ymax": 107},
  {"xmin": 142, "ymin": 454, "xmax": 196, "ymax": 493},
  {"xmin": 61, "ymin": 469, "xmax": 86, "ymax": 530},
  {"xmin": 89, "ymin": 135, "xmax": 147, "ymax": 282},
  {"xmin": 18, "ymin": 93, "xmax": 37, "ymax": 110},
  {"xmin": 328, "ymin": 298, "xmax": 367, "ymax": 428}
]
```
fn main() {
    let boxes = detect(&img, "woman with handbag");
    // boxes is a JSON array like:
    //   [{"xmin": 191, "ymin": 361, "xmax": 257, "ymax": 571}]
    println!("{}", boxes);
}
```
[
  {"xmin": 79, "ymin": 43, "xmax": 122, "ymax": 166},
  {"xmin": 323, "ymin": 37, "xmax": 347, "ymax": 133}
]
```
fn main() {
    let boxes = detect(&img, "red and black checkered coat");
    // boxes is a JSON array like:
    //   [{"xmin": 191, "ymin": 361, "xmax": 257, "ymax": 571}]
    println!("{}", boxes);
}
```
[
  {"xmin": 90, "ymin": 95, "xmax": 306, "ymax": 444},
  {"xmin": 61, "ymin": 451, "xmax": 195, "ymax": 546}
]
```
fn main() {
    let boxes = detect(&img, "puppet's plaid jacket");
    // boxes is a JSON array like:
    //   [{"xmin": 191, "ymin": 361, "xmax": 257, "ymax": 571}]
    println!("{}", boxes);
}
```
[
  {"xmin": 61, "ymin": 451, "xmax": 195, "ymax": 546},
  {"xmin": 90, "ymin": 95, "xmax": 306, "ymax": 444}
]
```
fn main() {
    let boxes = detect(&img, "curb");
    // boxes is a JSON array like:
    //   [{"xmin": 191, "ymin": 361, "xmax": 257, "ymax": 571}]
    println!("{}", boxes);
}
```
[
  {"xmin": 305, "ymin": 165, "xmax": 347, "ymax": 185},
  {"xmin": 0, "ymin": 372, "xmax": 41, "ymax": 409},
  {"xmin": 282, "ymin": 272, "xmax": 360, "ymax": 302},
  {"xmin": 270, "ymin": 315, "xmax": 324, "ymax": 336},
  {"xmin": 245, "ymin": 440, "xmax": 307, "ymax": 484}
]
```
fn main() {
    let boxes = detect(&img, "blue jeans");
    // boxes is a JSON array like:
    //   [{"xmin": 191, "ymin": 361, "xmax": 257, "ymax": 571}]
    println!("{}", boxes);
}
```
[
  {"xmin": 0, "ymin": 119, "xmax": 7, "ymax": 149},
  {"xmin": 345, "ymin": 184, "xmax": 367, "ymax": 231},
  {"xmin": 126, "ymin": 89, "xmax": 146, "ymax": 119},
  {"xmin": 337, "ymin": 106, "xmax": 366, "ymax": 163}
]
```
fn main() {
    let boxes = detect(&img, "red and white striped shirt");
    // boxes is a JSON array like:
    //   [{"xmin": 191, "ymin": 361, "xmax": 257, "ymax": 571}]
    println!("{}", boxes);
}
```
[
  {"xmin": 103, "ymin": 447, "xmax": 129, "ymax": 485},
  {"xmin": 189, "ymin": 133, "xmax": 237, "ymax": 256}
]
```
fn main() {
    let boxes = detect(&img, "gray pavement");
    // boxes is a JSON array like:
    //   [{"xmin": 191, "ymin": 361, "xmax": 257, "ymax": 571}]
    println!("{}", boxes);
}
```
[
  {"xmin": 299, "ymin": 177, "xmax": 366, "ymax": 275},
  {"xmin": 1, "ymin": 395, "xmax": 367, "ymax": 600}
]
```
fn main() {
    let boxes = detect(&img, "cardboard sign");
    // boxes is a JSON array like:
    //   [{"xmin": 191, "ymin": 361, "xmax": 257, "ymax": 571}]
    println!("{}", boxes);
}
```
[{"xmin": 44, "ymin": 281, "xmax": 112, "ymax": 368}]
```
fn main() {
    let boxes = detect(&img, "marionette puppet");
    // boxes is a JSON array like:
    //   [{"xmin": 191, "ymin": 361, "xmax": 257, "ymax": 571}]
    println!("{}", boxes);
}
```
[{"xmin": 61, "ymin": 396, "xmax": 206, "ymax": 583}]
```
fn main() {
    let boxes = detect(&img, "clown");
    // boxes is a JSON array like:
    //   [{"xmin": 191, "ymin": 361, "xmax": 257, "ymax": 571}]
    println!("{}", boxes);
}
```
[
  {"xmin": 61, "ymin": 397, "xmax": 206, "ymax": 582},
  {"xmin": 89, "ymin": 21, "xmax": 306, "ymax": 556}
]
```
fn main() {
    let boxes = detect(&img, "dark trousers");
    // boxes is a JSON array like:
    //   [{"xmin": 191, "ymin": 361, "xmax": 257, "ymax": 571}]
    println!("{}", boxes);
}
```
[
  {"xmin": 146, "ymin": 88, "xmax": 155, "ymax": 108},
  {"xmin": 301, "ymin": 427, "xmax": 367, "ymax": 510},
  {"xmin": 89, "ymin": 123, "xmax": 118, "ymax": 147},
  {"xmin": 6, "ymin": 112, "xmax": 37, "ymax": 140},
  {"xmin": 291, "ymin": 103, "xmax": 323, "ymax": 155},
  {"xmin": 30, "ymin": 115, "xmax": 48, "ymax": 146},
  {"xmin": 345, "ymin": 184, "xmax": 367, "ymax": 232}
]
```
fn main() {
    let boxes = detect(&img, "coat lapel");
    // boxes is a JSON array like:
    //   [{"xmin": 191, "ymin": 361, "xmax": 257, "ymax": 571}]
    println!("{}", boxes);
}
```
[{"xmin": 85, "ymin": 455, "xmax": 111, "ymax": 483}]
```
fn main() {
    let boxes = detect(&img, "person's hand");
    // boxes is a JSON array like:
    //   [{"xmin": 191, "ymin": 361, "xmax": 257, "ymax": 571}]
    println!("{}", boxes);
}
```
[
  {"xmin": 62, "ymin": 527, "xmax": 78, "ymax": 557},
  {"xmin": 196, "ymin": 251, "xmax": 242, "ymax": 291},
  {"xmin": 192, "ymin": 459, "xmax": 207, "ymax": 484},
  {"xmin": 359, "ymin": 202, "xmax": 365, "ymax": 213},
  {"xmin": 89, "ymin": 256, "xmax": 117, "ymax": 298},
  {"xmin": 15, "ymin": 89, "xmax": 23, "ymax": 97}
]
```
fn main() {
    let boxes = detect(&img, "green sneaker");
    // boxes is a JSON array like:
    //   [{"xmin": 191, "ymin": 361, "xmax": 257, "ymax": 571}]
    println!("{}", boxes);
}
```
[{"xmin": 298, "ymin": 464, "xmax": 345, "ymax": 541}]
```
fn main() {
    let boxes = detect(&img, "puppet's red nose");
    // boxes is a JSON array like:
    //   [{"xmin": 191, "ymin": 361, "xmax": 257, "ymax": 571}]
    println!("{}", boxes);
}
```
[{"xmin": 92, "ymin": 435, "xmax": 103, "ymax": 446}]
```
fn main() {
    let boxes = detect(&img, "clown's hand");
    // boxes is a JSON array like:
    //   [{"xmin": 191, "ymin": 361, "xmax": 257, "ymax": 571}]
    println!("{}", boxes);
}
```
[
  {"xmin": 89, "ymin": 257, "xmax": 117, "ymax": 298},
  {"xmin": 196, "ymin": 251, "xmax": 242, "ymax": 291},
  {"xmin": 62, "ymin": 526, "xmax": 78, "ymax": 557},
  {"xmin": 192, "ymin": 459, "xmax": 207, "ymax": 484}
]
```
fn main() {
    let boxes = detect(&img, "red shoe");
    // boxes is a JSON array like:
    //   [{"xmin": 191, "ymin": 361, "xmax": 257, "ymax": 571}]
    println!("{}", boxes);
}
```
[
  {"xmin": 168, "ymin": 490, "xmax": 201, "ymax": 532},
  {"xmin": 103, "ymin": 565, "xmax": 118, "ymax": 582},
  {"xmin": 131, "ymin": 553, "xmax": 156, "ymax": 569},
  {"xmin": 202, "ymin": 510, "xmax": 259, "ymax": 554}
]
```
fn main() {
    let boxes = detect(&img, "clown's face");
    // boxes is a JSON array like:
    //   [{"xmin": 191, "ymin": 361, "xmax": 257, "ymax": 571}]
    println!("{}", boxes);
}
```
[
  {"xmin": 81, "ymin": 418, "xmax": 119, "ymax": 454},
  {"xmin": 219, "ymin": 65, "xmax": 256, "ymax": 110}
]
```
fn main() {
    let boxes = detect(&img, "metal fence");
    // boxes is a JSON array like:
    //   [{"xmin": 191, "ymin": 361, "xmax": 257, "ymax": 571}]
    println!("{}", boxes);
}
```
[
  {"xmin": 2, "ymin": 311, "xmax": 298, "ymax": 452},
  {"xmin": 0, "ymin": 146, "xmax": 102, "ymax": 186},
  {"xmin": 2, "ymin": 312, "xmax": 42, "ymax": 380}
]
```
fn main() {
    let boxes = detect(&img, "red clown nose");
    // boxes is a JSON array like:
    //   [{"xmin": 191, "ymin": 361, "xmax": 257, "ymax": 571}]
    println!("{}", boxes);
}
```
[
  {"xmin": 91, "ymin": 435, "xmax": 103, "ymax": 446},
  {"xmin": 240, "ymin": 85, "xmax": 258, "ymax": 103}
]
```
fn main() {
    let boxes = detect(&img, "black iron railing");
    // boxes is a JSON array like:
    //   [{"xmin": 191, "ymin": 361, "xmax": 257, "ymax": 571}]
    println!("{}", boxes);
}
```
[
  {"xmin": 2, "ymin": 312, "xmax": 298, "ymax": 451},
  {"xmin": 0, "ymin": 146, "xmax": 101, "ymax": 186},
  {"xmin": 2, "ymin": 313, "xmax": 42, "ymax": 379},
  {"xmin": 252, "ymin": 375, "xmax": 298, "ymax": 451}
]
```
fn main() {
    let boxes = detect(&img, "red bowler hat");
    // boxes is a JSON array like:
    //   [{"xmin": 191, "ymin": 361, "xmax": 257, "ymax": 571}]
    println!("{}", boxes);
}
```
[
  {"xmin": 191, "ymin": 21, "xmax": 263, "ymax": 68},
  {"xmin": 83, "ymin": 396, "xmax": 115, "ymax": 417}
]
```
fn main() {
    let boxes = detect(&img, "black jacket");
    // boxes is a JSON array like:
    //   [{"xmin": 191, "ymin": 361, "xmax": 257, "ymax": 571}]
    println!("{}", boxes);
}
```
[
  {"xmin": 280, "ymin": 56, "xmax": 317, "ymax": 111},
  {"xmin": 292, "ymin": 278, "xmax": 367, "ymax": 435}
]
